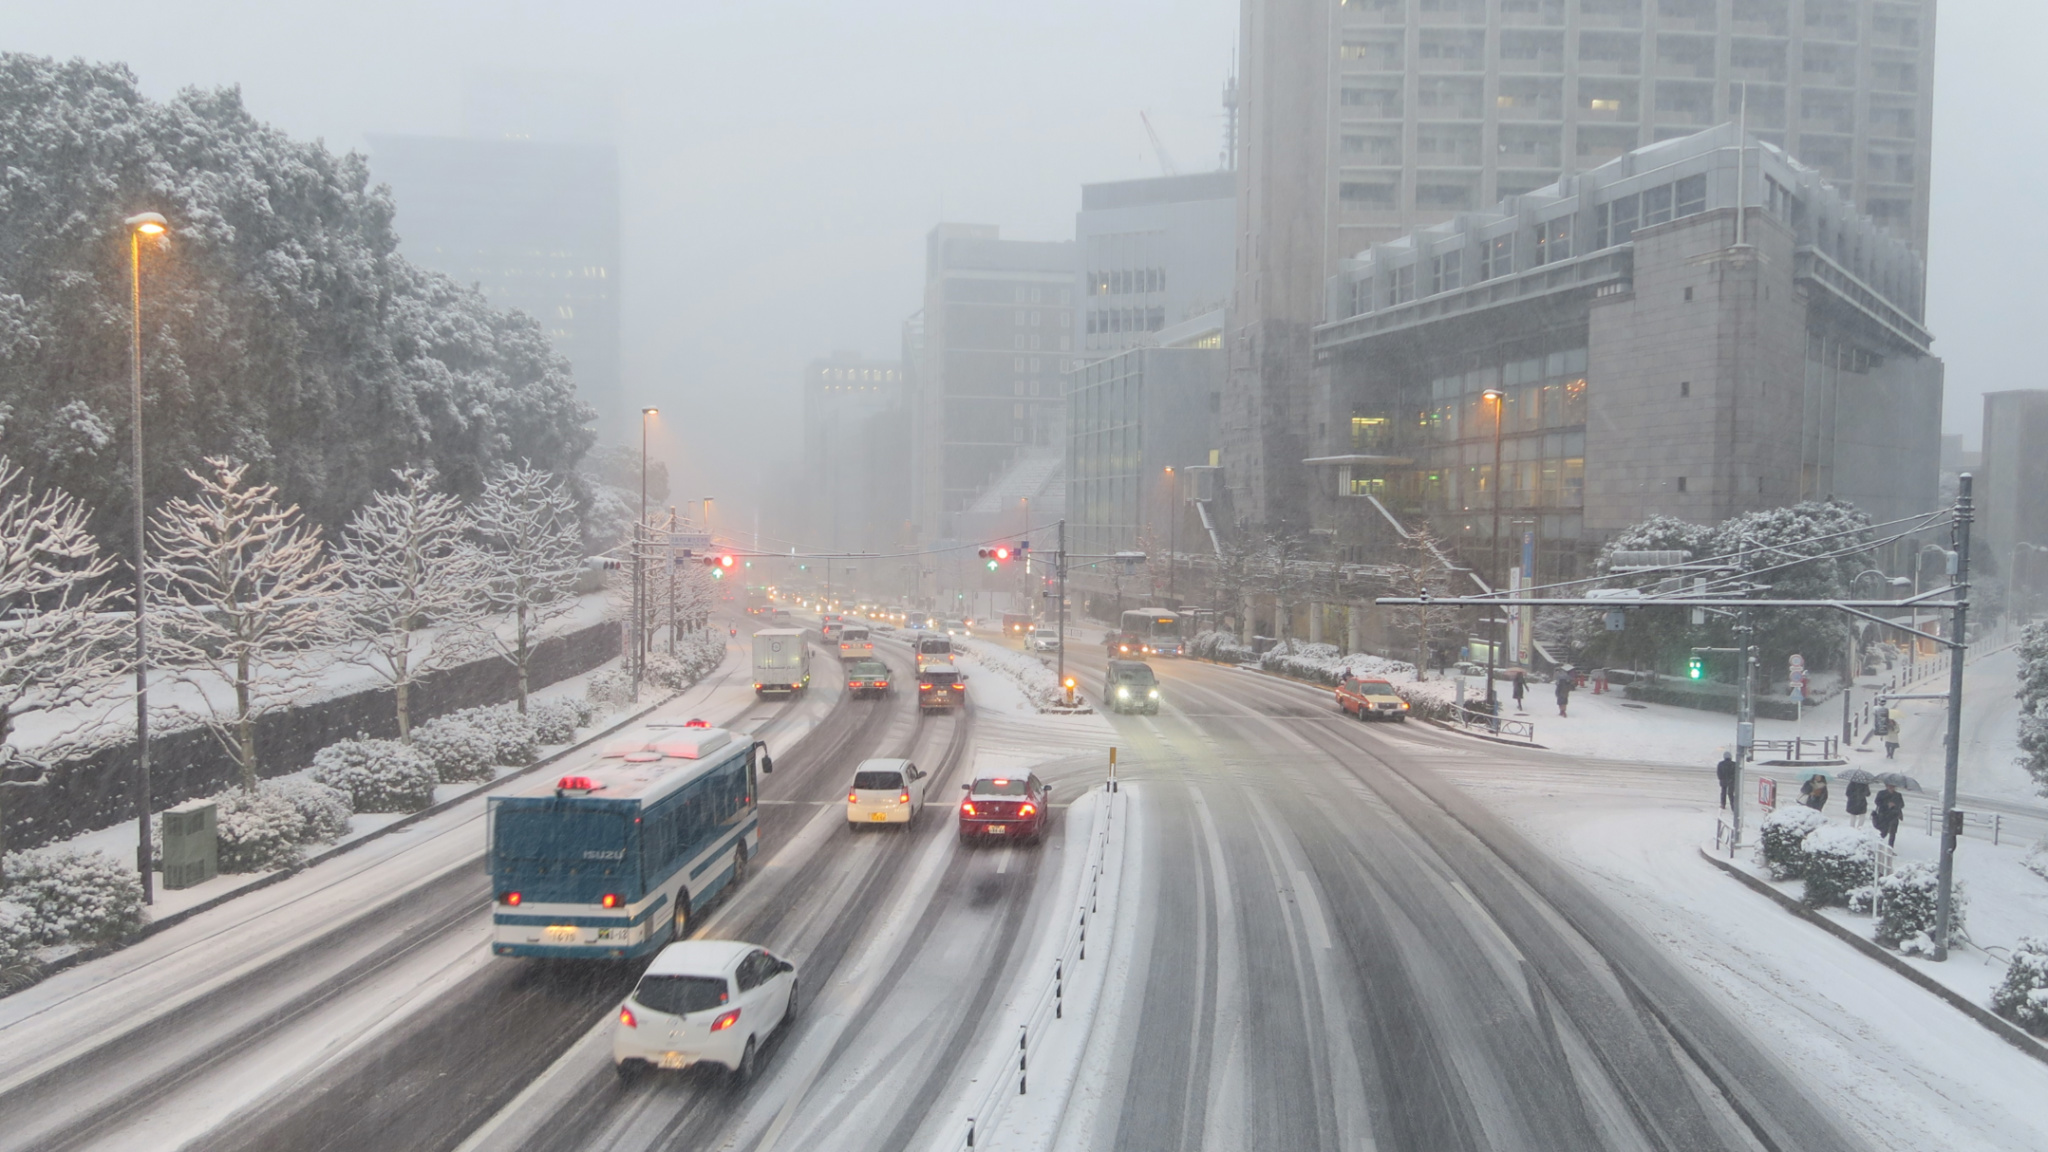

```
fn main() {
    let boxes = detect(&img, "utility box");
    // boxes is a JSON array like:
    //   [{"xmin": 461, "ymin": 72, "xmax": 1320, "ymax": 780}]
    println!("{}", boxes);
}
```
[{"xmin": 161, "ymin": 799, "xmax": 218, "ymax": 890}]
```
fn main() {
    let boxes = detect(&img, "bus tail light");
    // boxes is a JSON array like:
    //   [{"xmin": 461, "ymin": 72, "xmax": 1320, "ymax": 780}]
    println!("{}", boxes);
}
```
[
  {"xmin": 619, "ymin": 1005, "xmax": 638, "ymax": 1028},
  {"xmin": 602, "ymin": 893, "xmax": 620, "ymax": 909},
  {"xmin": 501, "ymin": 891, "xmax": 521, "ymax": 906},
  {"xmin": 710, "ymin": 1008, "xmax": 741, "ymax": 1032}
]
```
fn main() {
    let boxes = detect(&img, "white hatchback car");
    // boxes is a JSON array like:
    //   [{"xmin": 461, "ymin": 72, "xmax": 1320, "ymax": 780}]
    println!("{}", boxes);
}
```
[
  {"xmin": 613, "ymin": 940, "xmax": 797, "ymax": 1083},
  {"xmin": 846, "ymin": 758, "xmax": 929, "ymax": 827},
  {"xmin": 1029, "ymin": 627, "xmax": 1060, "ymax": 653}
]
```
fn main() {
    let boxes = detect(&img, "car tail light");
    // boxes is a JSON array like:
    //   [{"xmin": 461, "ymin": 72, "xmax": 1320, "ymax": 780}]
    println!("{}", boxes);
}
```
[
  {"xmin": 619, "ymin": 1005, "xmax": 637, "ymax": 1028},
  {"xmin": 710, "ymin": 1008, "xmax": 741, "ymax": 1032},
  {"xmin": 1020, "ymin": 803, "xmax": 1036, "ymax": 817},
  {"xmin": 501, "ymin": 891, "xmax": 521, "ymax": 906},
  {"xmin": 877, "ymin": 680, "xmax": 889, "ymax": 688},
  {"xmin": 602, "ymin": 893, "xmax": 620, "ymax": 909},
  {"xmin": 848, "ymin": 789, "xmax": 859, "ymax": 803},
  {"xmin": 898, "ymin": 791, "xmax": 910, "ymax": 805},
  {"xmin": 920, "ymin": 682, "xmax": 932, "ymax": 690},
  {"xmin": 961, "ymin": 800, "xmax": 976, "ymax": 815}
]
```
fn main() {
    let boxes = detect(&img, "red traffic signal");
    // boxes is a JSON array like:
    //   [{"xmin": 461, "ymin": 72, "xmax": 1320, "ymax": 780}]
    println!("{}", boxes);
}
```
[
  {"xmin": 977, "ymin": 545, "xmax": 1014, "ymax": 562},
  {"xmin": 701, "ymin": 554, "xmax": 737, "ymax": 568}
]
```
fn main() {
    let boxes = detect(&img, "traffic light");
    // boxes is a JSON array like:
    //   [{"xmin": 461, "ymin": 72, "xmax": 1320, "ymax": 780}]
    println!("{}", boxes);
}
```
[
  {"xmin": 978, "ymin": 544, "xmax": 1014, "ymax": 571},
  {"xmin": 701, "ymin": 553, "xmax": 736, "ymax": 579},
  {"xmin": 1687, "ymin": 654, "xmax": 1705, "ymax": 680}
]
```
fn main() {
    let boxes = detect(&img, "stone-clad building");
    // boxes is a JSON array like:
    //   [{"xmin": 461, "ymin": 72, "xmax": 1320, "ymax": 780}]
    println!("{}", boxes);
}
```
[{"xmin": 1313, "ymin": 124, "xmax": 1939, "ymax": 583}]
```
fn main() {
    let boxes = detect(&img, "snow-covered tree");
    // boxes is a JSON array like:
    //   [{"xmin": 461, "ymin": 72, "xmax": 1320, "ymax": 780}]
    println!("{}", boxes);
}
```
[
  {"xmin": 470, "ymin": 463, "xmax": 585, "ymax": 713},
  {"xmin": 333, "ymin": 468, "xmax": 483, "ymax": 739},
  {"xmin": 2017, "ymin": 621, "xmax": 2048, "ymax": 796},
  {"xmin": 1384, "ymin": 523, "xmax": 1462, "ymax": 680},
  {"xmin": 0, "ymin": 55, "xmax": 595, "ymax": 552},
  {"xmin": 0, "ymin": 460, "xmax": 128, "ymax": 857},
  {"xmin": 148, "ymin": 458, "xmax": 340, "ymax": 790}
]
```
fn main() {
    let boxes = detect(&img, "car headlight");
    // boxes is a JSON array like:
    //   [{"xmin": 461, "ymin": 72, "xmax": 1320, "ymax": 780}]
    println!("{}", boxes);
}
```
[
  {"xmin": 1148, "ymin": 688, "xmax": 1159, "ymax": 698},
  {"xmin": 1117, "ymin": 686, "xmax": 1129, "ymax": 698}
]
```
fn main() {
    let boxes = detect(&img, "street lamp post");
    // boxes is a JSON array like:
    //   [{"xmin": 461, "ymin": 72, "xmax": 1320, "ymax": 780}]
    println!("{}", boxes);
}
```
[
  {"xmin": 125, "ymin": 211, "xmax": 166, "ymax": 905},
  {"xmin": 635, "ymin": 408, "xmax": 657, "ymax": 699},
  {"xmin": 1482, "ymin": 387, "xmax": 1506, "ymax": 722},
  {"xmin": 1165, "ymin": 468, "xmax": 1178, "ymax": 608}
]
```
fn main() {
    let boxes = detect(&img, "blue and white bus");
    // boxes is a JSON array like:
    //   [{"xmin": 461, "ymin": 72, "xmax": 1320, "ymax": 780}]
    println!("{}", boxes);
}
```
[{"xmin": 488, "ymin": 727, "xmax": 771, "ymax": 960}]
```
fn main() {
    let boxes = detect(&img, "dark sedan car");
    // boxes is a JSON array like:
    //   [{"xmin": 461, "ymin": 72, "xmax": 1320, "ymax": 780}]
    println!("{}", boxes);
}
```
[
  {"xmin": 845, "ymin": 659, "xmax": 892, "ymax": 699},
  {"xmin": 958, "ymin": 773, "xmax": 1052, "ymax": 845}
]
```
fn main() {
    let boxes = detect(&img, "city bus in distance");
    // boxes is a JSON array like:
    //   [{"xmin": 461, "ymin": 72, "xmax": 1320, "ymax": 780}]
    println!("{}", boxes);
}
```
[
  {"xmin": 1117, "ymin": 609, "xmax": 1183, "ymax": 657},
  {"xmin": 489, "ymin": 728, "xmax": 771, "ymax": 960}
]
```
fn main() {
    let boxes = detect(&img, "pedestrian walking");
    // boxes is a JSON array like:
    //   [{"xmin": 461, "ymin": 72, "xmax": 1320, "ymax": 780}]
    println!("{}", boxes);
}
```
[
  {"xmin": 1872, "ymin": 783, "xmax": 1905, "ymax": 845},
  {"xmin": 1554, "ymin": 672, "xmax": 1572, "ymax": 717},
  {"xmin": 1845, "ymin": 779, "xmax": 1870, "ymax": 828},
  {"xmin": 1512, "ymin": 671, "xmax": 1528, "ymax": 713},
  {"xmin": 1799, "ymin": 774, "xmax": 1829, "ymax": 811},
  {"xmin": 1884, "ymin": 711, "xmax": 1902, "ymax": 759},
  {"xmin": 1716, "ymin": 752, "xmax": 1738, "ymax": 809}
]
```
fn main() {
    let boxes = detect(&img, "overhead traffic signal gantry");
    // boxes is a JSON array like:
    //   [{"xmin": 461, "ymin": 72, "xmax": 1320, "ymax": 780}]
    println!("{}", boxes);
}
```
[
  {"xmin": 978, "ymin": 543, "xmax": 1015, "ymax": 571},
  {"xmin": 701, "ymin": 553, "xmax": 737, "ymax": 579}
]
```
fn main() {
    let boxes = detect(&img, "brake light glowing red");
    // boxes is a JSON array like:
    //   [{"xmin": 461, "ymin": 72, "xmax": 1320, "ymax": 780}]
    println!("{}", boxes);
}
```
[
  {"xmin": 993, "ymin": 778, "xmax": 1010, "ymax": 786},
  {"xmin": 919, "ymin": 682, "xmax": 932, "ymax": 690},
  {"xmin": 619, "ymin": 1005, "xmax": 637, "ymax": 1028},
  {"xmin": 1020, "ymin": 803, "xmax": 1036, "ymax": 817},
  {"xmin": 502, "ymin": 891, "xmax": 521, "ymax": 906},
  {"xmin": 556, "ymin": 775, "xmax": 600, "ymax": 791},
  {"xmin": 898, "ymin": 791, "xmax": 910, "ymax": 805},
  {"xmin": 710, "ymin": 1008, "xmax": 741, "ymax": 1032},
  {"xmin": 602, "ymin": 893, "xmax": 620, "ymax": 909},
  {"xmin": 961, "ymin": 801, "xmax": 976, "ymax": 816}
]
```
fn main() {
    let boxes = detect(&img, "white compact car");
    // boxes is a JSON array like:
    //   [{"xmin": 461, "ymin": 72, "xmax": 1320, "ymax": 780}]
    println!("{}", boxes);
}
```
[
  {"xmin": 1029, "ymin": 627, "xmax": 1060, "ymax": 653},
  {"xmin": 613, "ymin": 940, "xmax": 797, "ymax": 1083},
  {"xmin": 846, "ymin": 758, "xmax": 929, "ymax": 826}
]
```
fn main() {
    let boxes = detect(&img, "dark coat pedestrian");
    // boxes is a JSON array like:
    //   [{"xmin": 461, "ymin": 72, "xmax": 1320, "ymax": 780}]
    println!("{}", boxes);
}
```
[
  {"xmin": 1554, "ymin": 673, "xmax": 1572, "ymax": 717},
  {"xmin": 1512, "ymin": 671, "xmax": 1528, "ymax": 711},
  {"xmin": 1799, "ymin": 774, "xmax": 1829, "ymax": 811},
  {"xmin": 1872, "ymin": 784, "xmax": 1905, "ymax": 845},
  {"xmin": 1716, "ymin": 754, "xmax": 1739, "ymax": 809},
  {"xmin": 1845, "ymin": 780, "xmax": 1870, "ymax": 815}
]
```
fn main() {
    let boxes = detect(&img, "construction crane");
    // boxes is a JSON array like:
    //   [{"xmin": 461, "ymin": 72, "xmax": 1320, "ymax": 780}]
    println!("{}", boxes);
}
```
[{"xmin": 1139, "ymin": 111, "xmax": 1180, "ymax": 176}]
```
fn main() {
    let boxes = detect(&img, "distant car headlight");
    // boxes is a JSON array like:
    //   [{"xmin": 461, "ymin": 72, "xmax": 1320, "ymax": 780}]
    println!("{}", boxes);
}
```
[
  {"xmin": 1117, "ymin": 686, "xmax": 1129, "ymax": 698},
  {"xmin": 1148, "ymin": 688, "xmax": 1159, "ymax": 699}
]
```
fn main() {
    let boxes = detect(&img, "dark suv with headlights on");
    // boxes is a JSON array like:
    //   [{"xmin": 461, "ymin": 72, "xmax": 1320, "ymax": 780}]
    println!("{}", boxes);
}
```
[
  {"xmin": 1103, "ymin": 660, "xmax": 1160, "ymax": 715},
  {"xmin": 958, "ymin": 773, "xmax": 1052, "ymax": 844}
]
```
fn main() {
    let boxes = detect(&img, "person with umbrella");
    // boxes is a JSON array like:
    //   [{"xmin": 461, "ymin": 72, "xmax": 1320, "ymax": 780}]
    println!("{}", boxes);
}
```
[
  {"xmin": 1872, "ymin": 780, "xmax": 1906, "ymax": 845},
  {"xmin": 1716, "ymin": 750, "xmax": 1739, "ymax": 810},
  {"xmin": 1554, "ymin": 670, "xmax": 1573, "ymax": 718},
  {"xmin": 1512, "ymin": 670, "xmax": 1529, "ymax": 713},
  {"xmin": 1799, "ymin": 773, "xmax": 1830, "ymax": 811},
  {"xmin": 1840, "ymin": 769, "xmax": 1873, "ymax": 828}
]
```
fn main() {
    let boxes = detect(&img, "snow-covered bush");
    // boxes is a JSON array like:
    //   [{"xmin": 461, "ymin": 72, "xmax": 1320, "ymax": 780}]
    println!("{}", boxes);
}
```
[
  {"xmin": 210, "ymin": 788, "xmax": 308, "ymax": 873},
  {"xmin": 643, "ymin": 631, "xmax": 726, "ymax": 692},
  {"xmin": 431, "ymin": 704, "xmax": 540, "ymax": 768},
  {"xmin": 0, "ymin": 899, "xmax": 37, "ymax": 968},
  {"xmin": 528, "ymin": 697, "xmax": 586, "ymax": 743},
  {"xmin": 587, "ymin": 666, "xmax": 634, "ymax": 708},
  {"xmin": 262, "ymin": 778, "xmax": 353, "ymax": 843},
  {"xmin": 1992, "ymin": 936, "xmax": 2048, "ymax": 1036},
  {"xmin": 1875, "ymin": 861, "xmax": 1967, "ymax": 953},
  {"xmin": 1256, "ymin": 641, "xmax": 1417, "ymax": 687},
  {"xmin": 964, "ymin": 642, "xmax": 1069, "ymax": 710},
  {"xmin": 1188, "ymin": 630, "xmax": 1256, "ymax": 665},
  {"xmin": 1800, "ymin": 825, "xmax": 1882, "ymax": 908},
  {"xmin": 1758, "ymin": 805, "xmax": 1827, "ymax": 880},
  {"xmin": 312, "ymin": 739, "xmax": 438, "ymax": 813},
  {"xmin": 410, "ymin": 715, "xmax": 499, "ymax": 783},
  {"xmin": 1, "ymin": 848, "xmax": 143, "ymax": 947},
  {"xmin": 2024, "ymin": 837, "xmax": 2048, "ymax": 885},
  {"xmin": 1847, "ymin": 885, "xmax": 1877, "ymax": 914}
]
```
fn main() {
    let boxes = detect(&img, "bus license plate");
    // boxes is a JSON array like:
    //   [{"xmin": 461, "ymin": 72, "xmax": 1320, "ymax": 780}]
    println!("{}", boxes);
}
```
[
  {"xmin": 544, "ymin": 925, "xmax": 580, "ymax": 942},
  {"xmin": 868, "ymin": 812, "xmax": 888, "ymax": 822}
]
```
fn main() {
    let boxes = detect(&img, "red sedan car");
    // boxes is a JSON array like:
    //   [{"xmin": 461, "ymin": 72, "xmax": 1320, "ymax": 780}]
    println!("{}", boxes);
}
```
[{"xmin": 958, "ymin": 774, "xmax": 1052, "ymax": 845}]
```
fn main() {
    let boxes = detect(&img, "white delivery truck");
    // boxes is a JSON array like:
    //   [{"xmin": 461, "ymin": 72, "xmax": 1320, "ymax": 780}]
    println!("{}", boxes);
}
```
[{"xmin": 752, "ymin": 628, "xmax": 811, "ymax": 697}]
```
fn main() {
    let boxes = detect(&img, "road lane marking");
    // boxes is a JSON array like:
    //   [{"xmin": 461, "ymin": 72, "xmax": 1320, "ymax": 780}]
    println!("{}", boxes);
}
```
[
  {"xmin": 995, "ymin": 847, "xmax": 1011, "ymax": 875},
  {"xmin": 1292, "ymin": 869, "xmax": 1333, "ymax": 950}
]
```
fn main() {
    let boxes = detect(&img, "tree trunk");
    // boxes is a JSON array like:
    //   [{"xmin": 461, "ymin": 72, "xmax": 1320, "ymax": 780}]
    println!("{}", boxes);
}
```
[
  {"xmin": 515, "ymin": 604, "xmax": 531, "ymax": 713},
  {"xmin": 395, "ymin": 632, "xmax": 413, "ymax": 740},
  {"xmin": 236, "ymin": 651, "xmax": 256, "ymax": 791}
]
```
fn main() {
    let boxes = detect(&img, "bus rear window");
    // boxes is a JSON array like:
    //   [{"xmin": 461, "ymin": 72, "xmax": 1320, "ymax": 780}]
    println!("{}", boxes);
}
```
[
  {"xmin": 494, "ymin": 808, "xmax": 628, "ymax": 861},
  {"xmin": 633, "ymin": 975, "xmax": 729, "ymax": 1016}
]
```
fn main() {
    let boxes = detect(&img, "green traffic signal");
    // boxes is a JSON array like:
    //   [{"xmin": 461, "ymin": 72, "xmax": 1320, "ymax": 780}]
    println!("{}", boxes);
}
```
[
  {"xmin": 1687, "ymin": 655, "xmax": 1704, "ymax": 680},
  {"xmin": 986, "ymin": 559, "xmax": 998, "ymax": 571}
]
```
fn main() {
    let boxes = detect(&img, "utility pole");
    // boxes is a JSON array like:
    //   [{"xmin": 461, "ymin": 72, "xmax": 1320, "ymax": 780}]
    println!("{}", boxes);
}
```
[
  {"xmin": 1934, "ymin": 474, "xmax": 1973, "ymax": 961},
  {"xmin": 1735, "ymin": 610, "xmax": 1755, "ymax": 847},
  {"xmin": 1056, "ymin": 518, "xmax": 1069, "ymax": 699}
]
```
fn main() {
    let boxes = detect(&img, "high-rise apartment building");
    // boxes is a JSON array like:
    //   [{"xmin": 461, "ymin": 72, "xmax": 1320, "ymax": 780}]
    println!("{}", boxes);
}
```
[
  {"xmin": 1077, "ymin": 172, "xmax": 1237, "ymax": 356},
  {"xmin": 1228, "ymin": 0, "xmax": 1937, "ymax": 529},
  {"xmin": 912, "ymin": 225, "xmax": 1077, "ymax": 540},
  {"xmin": 369, "ymin": 76, "xmax": 622, "ymax": 437},
  {"xmin": 801, "ymin": 353, "xmax": 903, "ymax": 552},
  {"xmin": 1980, "ymin": 391, "xmax": 2048, "ymax": 582}
]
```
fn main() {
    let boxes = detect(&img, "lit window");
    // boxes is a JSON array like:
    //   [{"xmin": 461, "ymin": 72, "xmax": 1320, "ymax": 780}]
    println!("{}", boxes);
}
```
[{"xmin": 1588, "ymin": 98, "xmax": 1620, "ymax": 112}]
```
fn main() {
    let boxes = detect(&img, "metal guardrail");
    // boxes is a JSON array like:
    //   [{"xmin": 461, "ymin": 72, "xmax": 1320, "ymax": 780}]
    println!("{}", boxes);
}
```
[
  {"xmin": 1450, "ymin": 703, "xmax": 1537, "ymax": 743},
  {"xmin": 1924, "ymin": 805, "xmax": 2011, "ymax": 846},
  {"xmin": 1753, "ymin": 736, "xmax": 1839, "ymax": 761},
  {"xmin": 959, "ymin": 772, "xmax": 1125, "ymax": 1150}
]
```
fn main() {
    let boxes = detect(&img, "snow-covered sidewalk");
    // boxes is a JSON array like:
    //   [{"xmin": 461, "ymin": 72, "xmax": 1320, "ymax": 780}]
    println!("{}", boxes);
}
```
[{"xmin": 1442, "ymin": 758, "xmax": 2048, "ymax": 1152}]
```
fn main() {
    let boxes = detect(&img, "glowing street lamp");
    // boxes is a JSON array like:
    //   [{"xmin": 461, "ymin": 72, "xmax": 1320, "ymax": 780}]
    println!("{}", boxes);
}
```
[{"xmin": 124, "ymin": 211, "xmax": 167, "ymax": 903}]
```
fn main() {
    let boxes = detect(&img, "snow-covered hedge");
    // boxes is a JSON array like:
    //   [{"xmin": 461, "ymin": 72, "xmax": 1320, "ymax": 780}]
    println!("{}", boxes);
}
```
[
  {"xmin": 1, "ymin": 848, "xmax": 144, "ymax": 948},
  {"xmin": 1799, "ymin": 824, "xmax": 1882, "ymax": 907},
  {"xmin": 0, "ymin": 899, "xmax": 33, "ymax": 969},
  {"xmin": 410, "ymin": 715, "xmax": 500, "ymax": 783},
  {"xmin": 1992, "ymin": 936, "xmax": 2048, "ymax": 1036},
  {"xmin": 965, "ymin": 642, "xmax": 1068, "ymax": 711},
  {"xmin": 646, "ymin": 631, "xmax": 726, "ymax": 690},
  {"xmin": 265, "ymin": 778, "xmax": 353, "ymax": 842},
  {"xmin": 528, "ymin": 696, "xmax": 592, "ymax": 744},
  {"xmin": 1188, "ymin": 630, "xmax": 1257, "ymax": 665},
  {"xmin": 1875, "ymin": 861, "xmax": 1967, "ymax": 954},
  {"xmin": 1759, "ymin": 805, "xmax": 1826, "ymax": 880},
  {"xmin": 587, "ymin": 667, "xmax": 634, "ymax": 708},
  {"xmin": 1256, "ymin": 641, "xmax": 1416, "ymax": 687},
  {"xmin": 210, "ymin": 788, "xmax": 308, "ymax": 873},
  {"xmin": 312, "ymin": 739, "xmax": 439, "ymax": 813}
]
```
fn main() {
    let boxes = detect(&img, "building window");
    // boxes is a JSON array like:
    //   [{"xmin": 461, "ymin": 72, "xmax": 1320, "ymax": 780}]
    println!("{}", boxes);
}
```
[
  {"xmin": 1675, "ymin": 174, "xmax": 1707, "ymax": 218},
  {"xmin": 1642, "ymin": 183, "xmax": 1674, "ymax": 227},
  {"xmin": 1684, "ymin": 286, "xmax": 1694, "ymax": 301},
  {"xmin": 1676, "ymin": 476, "xmax": 1687, "ymax": 493},
  {"xmin": 1429, "ymin": 250, "xmax": 1462, "ymax": 295},
  {"xmin": 1679, "ymin": 380, "xmax": 1690, "ymax": 397}
]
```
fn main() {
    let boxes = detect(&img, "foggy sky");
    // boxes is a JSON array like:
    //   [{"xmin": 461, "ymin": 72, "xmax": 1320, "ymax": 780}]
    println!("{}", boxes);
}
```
[{"xmin": 10, "ymin": 1, "xmax": 2032, "ymax": 531}]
